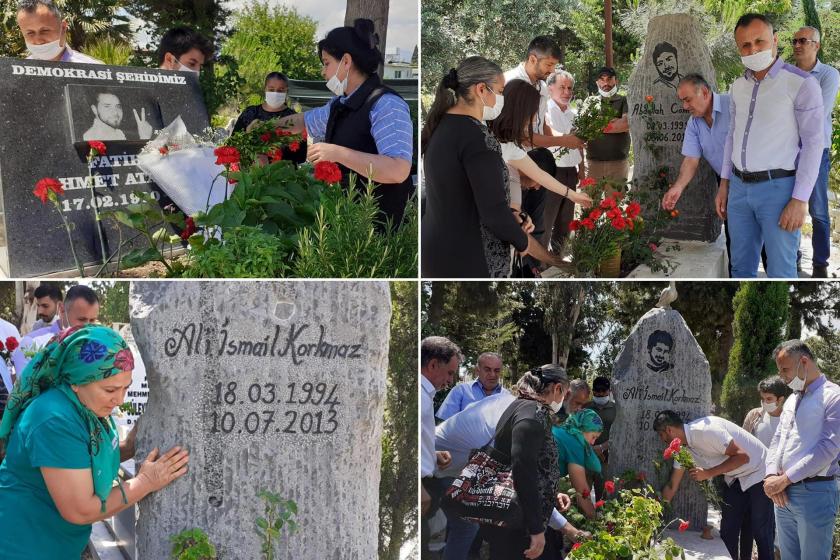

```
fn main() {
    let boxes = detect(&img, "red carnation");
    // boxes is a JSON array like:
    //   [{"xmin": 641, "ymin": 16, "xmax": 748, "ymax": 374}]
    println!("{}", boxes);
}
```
[
  {"xmin": 649, "ymin": 243, "xmax": 658, "ymax": 252},
  {"xmin": 314, "ymin": 161, "xmax": 342, "ymax": 184},
  {"xmin": 588, "ymin": 208, "xmax": 602, "ymax": 220},
  {"xmin": 603, "ymin": 123, "xmax": 613, "ymax": 133},
  {"xmin": 679, "ymin": 520, "xmax": 690, "ymax": 532},
  {"xmin": 88, "ymin": 140, "xmax": 106, "ymax": 156},
  {"xmin": 260, "ymin": 132, "xmax": 272, "ymax": 143},
  {"xmin": 664, "ymin": 447, "xmax": 674, "ymax": 460},
  {"xmin": 302, "ymin": 129, "xmax": 308, "ymax": 141},
  {"xmin": 5, "ymin": 337, "xmax": 18, "ymax": 352},
  {"xmin": 637, "ymin": 471, "xmax": 647, "ymax": 482},
  {"xmin": 625, "ymin": 201, "xmax": 642, "ymax": 219},
  {"xmin": 580, "ymin": 218, "xmax": 595, "ymax": 231},
  {"xmin": 670, "ymin": 438, "xmax": 682, "ymax": 451},
  {"xmin": 600, "ymin": 197, "xmax": 617, "ymax": 210},
  {"xmin": 0, "ymin": 340, "xmax": 5, "ymax": 352},
  {"xmin": 569, "ymin": 220, "xmax": 581, "ymax": 232},
  {"xmin": 227, "ymin": 162, "xmax": 240, "ymax": 185},
  {"xmin": 579, "ymin": 177, "xmax": 596, "ymax": 189},
  {"xmin": 267, "ymin": 147, "xmax": 283, "ymax": 162},
  {"xmin": 180, "ymin": 216, "xmax": 197, "ymax": 240},
  {"xmin": 572, "ymin": 543, "xmax": 581, "ymax": 550},
  {"xmin": 159, "ymin": 146, "xmax": 169, "ymax": 156},
  {"xmin": 604, "ymin": 480, "xmax": 615, "ymax": 494},
  {"xmin": 214, "ymin": 146, "xmax": 240, "ymax": 166},
  {"xmin": 671, "ymin": 209, "xmax": 680, "ymax": 218},
  {"xmin": 645, "ymin": 95, "xmax": 654, "ymax": 103},
  {"xmin": 606, "ymin": 207, "xmax": 622, "ymax": 220},
  {"xmin": 33, "ymin": 177, "xmax": 64, "ymax": 203},
  {"xmin": 595, "ymin": 500, "xmax": 605, "ymax": 508},
  {"xmin": 289, "ymin": 141, "xmax": 300, "ymax": 152},
  {"xmin": 611, "ymin": 216, "xmax": 627, "ymax": 230}
]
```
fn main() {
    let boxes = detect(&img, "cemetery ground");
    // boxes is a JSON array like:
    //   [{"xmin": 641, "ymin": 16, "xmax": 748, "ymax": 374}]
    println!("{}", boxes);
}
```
[{"xmin": 423, "ymin": 280, "xmax": 840, "ymax": 559}]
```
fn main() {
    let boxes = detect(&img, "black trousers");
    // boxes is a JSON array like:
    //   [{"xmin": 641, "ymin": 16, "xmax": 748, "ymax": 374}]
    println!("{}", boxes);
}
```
[
  {"xmin": 421, "ymin": 477, "xmax": 448, "ymax": 559},
  {"xmin": 719, "ymin": 480, "xmax": 775, "ymax": 560}
]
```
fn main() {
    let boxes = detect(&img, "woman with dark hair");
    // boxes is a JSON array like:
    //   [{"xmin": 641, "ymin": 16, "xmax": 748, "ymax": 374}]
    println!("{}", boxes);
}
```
[
  {"xmin": 0, "ymin": 325, "xmax": 188, "ymax": 559},
  {"xmin": 274, "ymin": 18, "xmax": 414, "ymax": 226},
  {"xmin": 492, "ymin": 80, "xmax": 592, "ymax": 211},
  {"xmin": 486, "ymin": 365, "xmax": 569, "ymax": 559},
  {"xmin": 233, "ymin": 72, "xmax": 306, "ymax": 164},
  {"xmin": 421, "ymin": 58, "xmax": 560, "ymax": 278}
]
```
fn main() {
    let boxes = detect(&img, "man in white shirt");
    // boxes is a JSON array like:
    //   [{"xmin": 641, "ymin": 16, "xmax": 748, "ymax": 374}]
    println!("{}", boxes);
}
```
[
  {"xmin": 742, "ymin": 376, "xmax": 792, "ymax": 448},
  {"xmin": 30, "ymin": 284, "xmax": 62, "ymax": 332},
  {"xmin": 420, "ymin": 336, "xmax": 459, "ymax": 556},
  {"xmin": 436, "ymin": 352, "xmax": 510, "ymax": 421},
  {"xmin": 764, "ymin": 340, "xmax": 840, "ymax": 560},
  {"xmin": 544, "ymin": 70, "xmax": 586, "ymax": 251},
  {"xmin": 654, "ymin": 410, "xmax": 773, "ymax": 560},
  {"xmin": 16, "ymin": 0, "xmax": 102, "ymax": 64}
]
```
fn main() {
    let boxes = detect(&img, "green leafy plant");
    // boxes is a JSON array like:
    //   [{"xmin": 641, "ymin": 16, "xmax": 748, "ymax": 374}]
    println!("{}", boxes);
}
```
[
  {"xmin": 554, "ymin": 95, "xmax": 619, "ymax": 160},
  {"xmin": 182, "ymin": 226, "xmax": 294, "ymax": 278},
  {"xmin": 292, "ymin": 176, "xmax": 418, "ymax": 278},
  {"xmin": 170, "ymin": 528, "xmax": 217, "ymax": 560},
  {"xmin": 221, "ymin": 118, "xmax": 305, "ymax": 169},
  {"xmin": 255, "ymin": 490, "xmax": 298, "ymax": 560},
  {"xmin": 84, "ymin": 36, "xmax": 132, "ymax": 66}
]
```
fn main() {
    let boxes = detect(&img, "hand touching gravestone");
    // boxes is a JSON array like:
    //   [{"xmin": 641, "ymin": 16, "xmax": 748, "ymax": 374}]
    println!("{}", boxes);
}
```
[{"xmin": 130, "ymin": 281, "xmax": 390, "ymax": 559}]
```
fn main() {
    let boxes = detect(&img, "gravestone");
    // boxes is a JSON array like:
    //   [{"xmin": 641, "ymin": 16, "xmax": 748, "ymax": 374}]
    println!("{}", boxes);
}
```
[
  {"xmin": 627, "ymin": 14, "xmax": 722, "ymax": 242},
  {"xmin": 0, "ymin": 58, "xmax": 209, "ymax": 277},
  {"xmin": 130, "ymin": 281, "xmax": 390, "ymax": 559},
  {"xmin": 113, "ymin": 325, "xmax": 148, "ymax": 440},
  {"xmin": 608, "ymin": 306, "xmax": 712, "ymax": 529}
]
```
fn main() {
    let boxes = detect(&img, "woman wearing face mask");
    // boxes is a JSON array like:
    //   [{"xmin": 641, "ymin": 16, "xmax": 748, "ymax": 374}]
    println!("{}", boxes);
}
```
[
  {"xmin": 273, "ymin": 18, "xmax": 414, "ymax": 227},
  {"xmin": 421, "ymin": 57, "xmax": 561, "ymax": 278},
  {"xmin": 486, "ymin": 365, "xmax": 569, "ymax": 559},
  {"xmin": 0, "ymin": 325, "xmax": 189, "ymax": 559},
  {"xmin": 552, "ymin": 408, "xmax": 604, "ymax": 520},
  {"xmin": 491, "ymin": 79, "xmax": 593, "ymax": 213},
  {"xmin": 233, "ymin": 72, "xmax": 306, "ymax": 164}
]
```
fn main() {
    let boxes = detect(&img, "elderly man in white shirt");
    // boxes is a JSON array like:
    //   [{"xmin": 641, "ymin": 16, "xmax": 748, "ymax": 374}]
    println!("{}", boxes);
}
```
[
  {"xmin": 654, "ymin": 410, "xmax": 774, "ymax": 560},
  {"xmin": 544, "ymin": 70, "xmax": 586, "ymax": 251},
  {"xmin": 17, "ymin": 0, "xmax": 103, "ymax": 64},
  {"xmin": 420, "ymin": 336, "xmax": 459, "ymax": 555},
  {"xmin": 764, "ymin": 340, "xmax": 840, "ymax": 560}
]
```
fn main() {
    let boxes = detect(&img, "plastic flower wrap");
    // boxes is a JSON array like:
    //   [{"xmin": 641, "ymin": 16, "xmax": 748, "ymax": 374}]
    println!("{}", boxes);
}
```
[{"xmin": 136, "ymin": 116, "xmax": 231, "ymax": 216}]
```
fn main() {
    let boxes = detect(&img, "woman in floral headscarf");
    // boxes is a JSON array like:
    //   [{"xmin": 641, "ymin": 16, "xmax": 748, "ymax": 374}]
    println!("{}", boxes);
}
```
[
  {"xmin": 552, "ymin": 408, "xmax": 604, "ymax": 520},
  {"xmin": 0, "ymin": 325, "xmax": 189, "ymax": 559}
]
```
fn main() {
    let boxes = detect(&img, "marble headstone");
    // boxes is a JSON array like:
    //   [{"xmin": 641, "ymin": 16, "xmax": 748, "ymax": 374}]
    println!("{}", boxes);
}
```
[
  {"xmin": 0, "ymin": 58, "xmax": 208, "ymax": 277},
  {"xmin": 609, "ymin": 306, "xmax": 712, "ymax": 529},
  {"xmin": 130, "ymin": 281, "xmax": 391, "ymax": 559},
  {"xmin": 627, "ymin": 14, "xmax": 722, "ymax": 242},
  {"xmin": 114, "ymin": 325, "xmax": 148, "ymax": 440}
]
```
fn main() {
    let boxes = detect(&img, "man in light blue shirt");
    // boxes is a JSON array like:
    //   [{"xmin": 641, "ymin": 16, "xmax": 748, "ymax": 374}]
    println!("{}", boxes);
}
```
[
  {"xmin": 792, "ymin": 26, "xmax": 840, "ymax": 278},
  {"xmin": 436, "ymin": 352, "xmax": 510, "ymax": 421},
  {"xmin": 662, "ymin": 73, "xmax": 735, "ymax": 275},
  {"xmin": 764, "ymin": 340, "xmax": 840, "ymax": 560}
]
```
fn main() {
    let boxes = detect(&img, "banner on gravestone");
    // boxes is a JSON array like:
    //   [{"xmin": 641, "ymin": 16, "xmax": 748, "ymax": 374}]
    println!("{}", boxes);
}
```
[
  {"xmin": 608, "ymin": 306, "xmax": 712, "ymax": 530},
  {"xmin": 627, "ymin": 14, "xmax": 722, "ymax": 242},
  {"xmin": 130, "ymin": 281, "xmax": 390, "ymax": 559},
  {"xmin": 0, "ymin": 58, "xmax": 209, "ymax": 277}
]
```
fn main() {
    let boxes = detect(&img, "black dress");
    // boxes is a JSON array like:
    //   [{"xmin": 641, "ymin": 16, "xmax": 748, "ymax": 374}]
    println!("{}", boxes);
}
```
[
  {"xmin": 232, "ymin": 105, "xmax": 306, "ymax": 165},
  {"xmin": 487, "ymin": 398, "xmax": 561, "ymax": 559},
  {"xmin": 422, "ymin": 114, "xmax": 528, "ymax": 278}
]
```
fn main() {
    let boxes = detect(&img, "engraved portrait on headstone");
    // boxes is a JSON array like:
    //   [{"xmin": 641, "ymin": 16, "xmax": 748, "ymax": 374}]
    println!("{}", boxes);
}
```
[
  {"xmin": 652, "ymin": 42, "xmax": 683, "ymax": 91},
  {"xmin": 68, "ymin": 86, "xmax": 161, "ymax": 142},
  {"xmin": 646, "ymin": 329, "xmax": 674, "ymax": 373}
]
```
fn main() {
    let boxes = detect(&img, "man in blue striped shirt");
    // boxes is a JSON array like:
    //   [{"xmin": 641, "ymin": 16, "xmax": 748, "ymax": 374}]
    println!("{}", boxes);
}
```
[{"xmin": 436, "ymin": 352, "xmax": 510, "ymax": 421}]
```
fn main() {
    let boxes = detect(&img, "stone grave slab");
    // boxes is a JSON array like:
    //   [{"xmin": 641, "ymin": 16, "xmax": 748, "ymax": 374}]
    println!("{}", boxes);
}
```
[
  {"xmin": 0, "ymin": 58, "xmax": 208, "ymax": 277},
  {"xmin": 627, "ymin": 14, "xmax": 722, "ymax": 242},
  {"xmin": 130, "ymin": 281, "xmax": 390, "ymax": 559},
  {"xmin": 609, "ymin": 306, "xmax": 713, "ymax": 530}
]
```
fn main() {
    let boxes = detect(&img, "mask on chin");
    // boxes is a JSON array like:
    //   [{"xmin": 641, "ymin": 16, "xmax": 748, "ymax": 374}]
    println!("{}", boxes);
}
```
[
  {"xmin": 326, "ymin": 58, "xmax": 350, "ymax": 97},
  {"xmin": 599, "ymin": 85, "xmax": 618, "ymax": 98}
]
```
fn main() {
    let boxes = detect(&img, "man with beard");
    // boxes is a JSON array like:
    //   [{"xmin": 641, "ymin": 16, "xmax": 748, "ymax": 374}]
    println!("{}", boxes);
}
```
[
  {"xmin": 585, "ymin": 66, "xmax": 631, "ymax": 182},
  {"xmin": 31, "ymin": 284, "xmax": 62, "ymax": 331},
  {"xmin": 83, "ymin": 91, "xmax": 153, "ymax": 141},
  {"xmin": 646, "ymin": 330, "xmax": 674, "ymax": 373},
  {"xmin": 652, "ymin": 42, "xmax": 683, "ymax": 91}
]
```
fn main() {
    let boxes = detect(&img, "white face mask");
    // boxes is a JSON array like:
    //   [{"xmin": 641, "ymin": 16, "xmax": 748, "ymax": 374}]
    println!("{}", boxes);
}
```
[
  {"xmin": 787, "ymin": 359, "xmax": 806, "ymax": 392},
  {"xmin": 741, "ymin": 49, "xmax": 775, "ymax": 72},
  {"xmin": 326, "ymin": 59, "xmax": 349, "ymax": 97},
  {"xmin": 26, "ymin": 28, "xmax": 65, "ymax": 60},
  {"xmin": 547, "ymin": 386, "xmax": 564, "ymax": 413},
  {"xmin": 175, "ymin": 58, "xmax": 200, "ymax": 75},
  {"xmin": 761, "ymin": 400, "xmax": 780, "ymax": 414},
  {"xmin": 265, "ymin": 92, "xmax": 287, "ymax": 108},
  {"xmin": 592, "ymin": 395, "xmax": 610, "ymax": 406},
  {"xmin": 480, "ymin": 85, "xmax": 504, "ymax": 121},
  {"xmin": 599, "ymin": 85, "xmax": 618, "ymax": 98}
]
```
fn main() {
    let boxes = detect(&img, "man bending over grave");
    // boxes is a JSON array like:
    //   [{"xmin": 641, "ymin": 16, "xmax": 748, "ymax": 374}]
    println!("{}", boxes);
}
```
[
  {"xmin": 157, "ymin": 26, "xmax": 214, "ymax": 75},
  {"xmin": 16, "ymin": 0, "xmax": 102, "ymax": 64},
  {"xmin": 654, "ymin": 410, "xmax": 774, "ymax": 560}
]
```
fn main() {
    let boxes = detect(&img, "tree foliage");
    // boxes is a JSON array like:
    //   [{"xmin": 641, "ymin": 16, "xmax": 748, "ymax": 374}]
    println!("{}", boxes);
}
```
[
  {"xmin": 221, "ymin": 2, "xmax": 321, "ymax": 108},
  {"xmin": 720, "ymin": 283, "xmax": 789, "ymax": 423},
  {"xmin": 379, "ymin": 282, "xmax": 417, "ymax": 560}
]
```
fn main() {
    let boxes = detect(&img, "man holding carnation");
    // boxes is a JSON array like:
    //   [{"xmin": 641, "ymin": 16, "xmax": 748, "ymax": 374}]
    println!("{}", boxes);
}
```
[{"xmin": 653, "ymin": 410, "xmax": 774, "ymax": 560}]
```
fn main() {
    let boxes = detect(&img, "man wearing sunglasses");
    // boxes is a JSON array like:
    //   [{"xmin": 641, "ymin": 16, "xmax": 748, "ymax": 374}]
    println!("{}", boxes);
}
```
[{"xmin": 792, "ymin": 26, "xmax": 839, "ymax": 278}]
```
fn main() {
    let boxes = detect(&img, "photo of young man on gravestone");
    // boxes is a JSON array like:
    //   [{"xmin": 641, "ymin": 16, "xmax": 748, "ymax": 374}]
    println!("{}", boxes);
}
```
[
  {"xmin": 0, "ymin": 279, "xmax": 419, "ymax": 559},
  {"xmin": 420, "ymin": 280, "xmax": 840, "ymax": 560},
  {"xmin": 652, "ymin": 42, "xmax": 684, "ymax": 91},
  {"xmin": 71, "ymin": 87, "xmax": 161, "ymax": 143}
]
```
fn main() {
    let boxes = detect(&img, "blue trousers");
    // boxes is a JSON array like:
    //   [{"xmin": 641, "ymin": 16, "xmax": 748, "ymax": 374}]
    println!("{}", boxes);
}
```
[
  {"xmin": 775, "ymin": 479, "xmax": 840, "ymax": 560},
  {"xmin": 808, "ymin": 149, "xmax": 832, "ymax": 267},
  {"xmin": 727, "ymin": 174, "xmax": 800, "ymax": 278}
]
